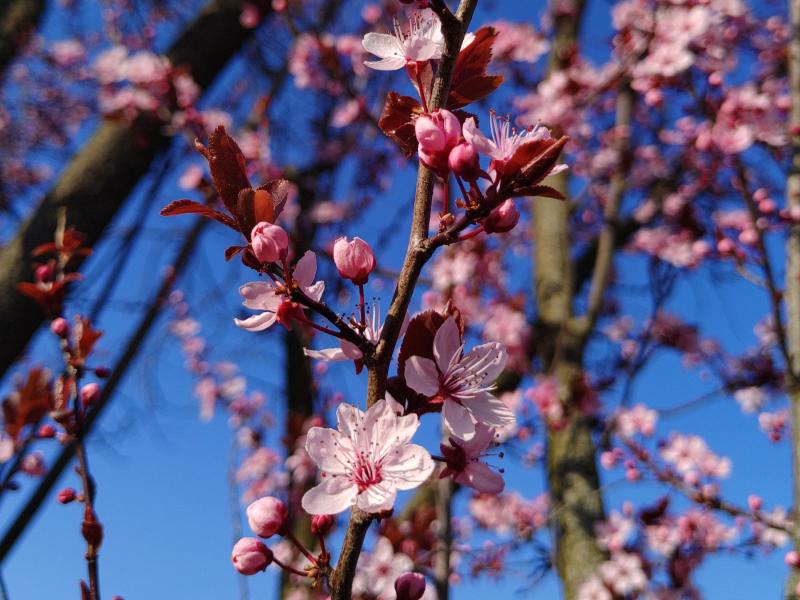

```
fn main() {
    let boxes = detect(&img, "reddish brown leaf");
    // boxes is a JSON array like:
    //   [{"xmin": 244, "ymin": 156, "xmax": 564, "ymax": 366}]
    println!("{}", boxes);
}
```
[
  {"xmin": 73, "ymin": 316, "xmax": 102, "ymax": 366},
  {"xmin": 2, "ymin": 367, "xmax": 52, "ymax": 439},
  {"xmin": 258, "ymin": 178, "xmax": 291, "ymax": 221},
  {"xmin": 396, "ymin": 304, "xmax": 465, "ymax": 380},
  {"xmin": 199, "ymin": 125, "xmax": 251, "ymax": 213},
  {"xmin": 160, "ymin": 199, "xmax": 238, "ymax": 230},
  {"xmin": 447, "ymin": 27, "xmax": 505, "ymax": 110},
  {"xmin": 378, "ymin": 92, "xmax": 423, "ymax": 158},
  {"xmin": 509, "ymin": 184, "xmax": 565, "ymax": 200},
  {"xmin": 224, "ymin": 245, "xmax": 245, "ymax": 261}
]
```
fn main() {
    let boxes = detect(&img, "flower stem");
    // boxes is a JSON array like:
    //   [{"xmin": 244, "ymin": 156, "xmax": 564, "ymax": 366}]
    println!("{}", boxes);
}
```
[{"xmin": 358, "ymin": 284, "xmax": 366, "ymax": 328}]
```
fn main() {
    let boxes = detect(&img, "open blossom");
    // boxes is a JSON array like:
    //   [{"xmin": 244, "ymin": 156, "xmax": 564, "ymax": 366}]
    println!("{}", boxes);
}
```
[
  {"xmin": 362, "ymin": 10, "xmax": 445, "ymax": 70},
  {"xmin": 440, "ymin": 422, "xmax": 504, "ymax": 493},
  {"xmin": 598, "ymin": 552, "xmax": 648, "ymax": 596},
  {"xmin": 301, "ymin": 399, "xmax": 434, "ymax": 514},
  {"xmin": 354, "ymin": 537, "xmax": 414, "ymax": 599},
  {"xmin": 405, "ymin": 316, "xmax": 513, "ymax": 439},
  {"xmin": 234, "ymin": 251, "xmax": 324, "ymax": 331},
  {"xmin": 661, "ymin": 434, "xmax": 731, "ymax": 480},
  {"xmin": 615, "ymin": 404, "xmax": 657, "ymax": 438}
]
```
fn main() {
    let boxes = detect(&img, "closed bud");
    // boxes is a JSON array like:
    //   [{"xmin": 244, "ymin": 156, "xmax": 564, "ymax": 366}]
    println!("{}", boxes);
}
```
[
  {"xmin": 94, "ymin": 366, "xmax": 111, "ymax": 378},
  {"xmin": 415, "ymin": 109, "xmax": 461, "ymax": 173},
  {"xmin": 50, "ymin": 317, "xmax": 70, "ymax": 338},
  {"xmin": 448, "ymin": 142, "xmax": 480, "ymax": 180},
  {"xmin": 232, "ymin": 537, "xmax": 273, "ymax": 575},
  {"xmin": 310, "ymin": 514, "xmax": 334, "ymax": 536},
  {"xmin": 38, "ymin": 424, "xmax": 56, "ymax": 438},
  {"xmin": 394, "ymin": 572, "xmax": 426, "ymax": 600},
  {"xmin": 786, "ymin": 551, "xmax": 800, "ymax": 569},
  {"xmin": 484, "ymin": 199, "xmax": 520, "ymax": 234},
  {"xmin": 35, "ymin": 264, "xmax": 55, "ymax": 283},
  {"xmin": 332, "ymin": 237, "xmax": 376, "ymax": 285},
  {"xmin": 80, "ymin": 383, "xmax": 101, "ymax": 407},
  {"xmin": 246, "ymin": 496, "xmax": 288, "ymax": 538},
  {"xmin": 250, "ymin": 222, "xmax": 289, "ymax": 264},
  {"xmin": 58, "ymin": 487, "xmax": 77, "ymax": 504}
]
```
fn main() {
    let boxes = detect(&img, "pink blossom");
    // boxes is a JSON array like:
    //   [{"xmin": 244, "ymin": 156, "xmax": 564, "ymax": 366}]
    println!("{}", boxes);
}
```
[
  {"xmin": 440, "ymin": 423, "xmax": 504, "ymax": 493},
  {"xmin": 596, "ymin": 510, "xmax": 634, "ymax": 552},
  {"xmin": 448, "ymin": 141, "xmax": 480, "ymax": 180},
  {"xmin": 463, "ymin": 113, "xmax": 551, "ymax": 166},
  {"xmin": 488, "ymin": 21, "xmax": 549, "ymax": 64},
  {"xmin": 395, "ymin": 572, "xmax": 426, "ymax": 600},
  {"xmin": 598, "ymin": 552, "xmax": 648, "ymax": 596},
  {"xmin": 353, "ymin": 537, "xmax": 414, "ymax": 599},
  {"xmin": 576, "ymin": 576, "xmax": 611, "ymax": 600},
  {"xmin": 415, "ymin": 109, "xmax": 461, "ymax": 173},
  {"xmin": 234, "ymin": 251, "xmax": 324, "ymax": 331},
  {"xmin": 250, "ymin": 222, "xmax": 289, "ymax": 264},
  {"xmin": 231, "ymin": 537, "xmax": 272, "ymax": 575},
  {"xmin": 405, "ymin": 316, "xmax": 513, "ymax": 439},
  {"xmin": 615, "ymin": 404, "xmax": 657, "ymax": 438},
  {"xmin": 362, "ymin": 10, "xmax": 445, "ymax": 70},
  {"xmin": 483, "ymin": 199, "xmax": 520, "ymax": 234},
  {"xmin": 661, "ymin": 434, "xmax": 731, "ymax": 480},
  {"xmin": 333, "ymin": 236, "xmax": 376, "ymax": 284},
  {"xmin": 301, "ymin": 399, "xmax": 433, "ymax": 514}
]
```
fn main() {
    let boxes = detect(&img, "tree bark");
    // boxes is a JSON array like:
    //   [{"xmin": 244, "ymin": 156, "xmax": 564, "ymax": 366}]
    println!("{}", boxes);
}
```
[
  {"xmin": 0, "ymin": 0, "xmax": 45, "ymax": 78},
  {"xmin": 0, "ymin": 0, "xmax": 262, "ymax": 379}
]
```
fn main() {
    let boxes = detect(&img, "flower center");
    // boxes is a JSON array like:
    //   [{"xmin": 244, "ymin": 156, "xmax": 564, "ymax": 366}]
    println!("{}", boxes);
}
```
[{"xmin": 353, "ymin": 459, "xmax": 382, "ymax": 492}]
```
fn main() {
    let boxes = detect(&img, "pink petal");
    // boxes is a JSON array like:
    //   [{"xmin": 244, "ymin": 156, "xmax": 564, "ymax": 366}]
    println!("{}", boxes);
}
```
[
  {"xmin": 294, "ymin": 251, "xmax": 317, "ymax": 287},
  {"xmin": 405, "ymin": 356, "xmax": 440, "ymax": 397},
  {"xmin": 460, "ymin": 422, "xmax": 495, "ymax": 456},
  {"xmin": 462, "ymin": 392, "xmax": 515, "ymax": 428},
  {"xmin": 239, "ymin": 281, "xmax": 280, "ymax": 310},
  {"xmin": 361, "ymin": 32, "xmax": 401, "ymax": 58},
  {"xmin": 336, "ymin": 402, "xmax": 363, "ymax": 440},
  {"xmin": 234, "ymin": 311, "xmax": 277, "ymax": 332},
  {"xmin": 382, "ymin": 444, "xmax": 434, "ymax": 490},
  {"xmin": 305, "ymin": 427, "xmax": 353, "ymax": 475},
  {"xmin": 302, "ymin": 476, "xmax": 358, "ymax": 515},
  {"xmin": 339, "ymin": 340, "xmax": 364, "ymax": 360},
  {"xmin": 364, "ymin": 57, "xmax": 407, "ymax": 71},
  {"xmin": 463, "ymin": 342, "xmax": 507, "ymax": 384},
  {"xmin": 462, "ymin": 117, "xmax": 496, "ymax": 157},
  {"xmin": 303, "ymin": 280, "xmax": 325, "ymax": 302},
  {"xmin": 356, "ymin": 480, "xmax": 397, "ymax": 513},
  {"xmin": 433, "ymin": 316, "xmax": 462, "ymax": 373},
  {"xmin": 457, "ymin": 462, "xmax": 504, "ymax": 494},
  {"xmin": 304, "ymin": 347, "xmax": 348, "ymax": 361},
  {"xmin": 443, "ymin": 399, "xmax": 476, "ymax": 439}
]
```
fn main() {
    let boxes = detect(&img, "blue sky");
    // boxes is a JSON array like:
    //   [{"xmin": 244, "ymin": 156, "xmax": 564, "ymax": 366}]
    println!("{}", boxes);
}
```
[{"xmin": 1, "ymin": 0, "xmax": 795, "ymax": 598}]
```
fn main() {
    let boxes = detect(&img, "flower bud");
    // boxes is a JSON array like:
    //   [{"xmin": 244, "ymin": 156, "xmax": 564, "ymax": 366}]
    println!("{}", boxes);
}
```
[
  {"xmin": 37, "ymin": 424, "xmax": 56, "ymax": 438},
  {"xmin": 58, "ymin": 487, "xmax": 77, "ymax": 504},
  {"xmin": 311, "ymin": 514, "xmax": 335, "ymax": 536},
  {"xmin": 95, "ymin": 366, "xmax": 111, "ymax": 378},
  {"xmin": 448, "ymin": 142, "xmax": 480, "ymax": 180},
  {"xmin": 748, "ymin": 494, "xmax": 763, "ymax": 512},
  {"xmin": 484, "ymin": 199, "xmax": 520, "ymax": 234},
  {"xmin": 250, "ymin": 222, "xmax": 289, "ymax": 264},
  {"xmin": 333, "ymin": 237, "xmax": 376, "ymax": 285},
  {"xmin": 35, "ymin": 264, "xmax": 55, "ymax": 283},
  {"xmin": 232, "ymin": 537, "xmax": 273, "ymax": 575},
  {"xmin": 786, "ymin": 551, "xmax": 800, "ymax": 569},
  {"xmin": 246, "ymin": 496, "xmax": 288, "ymax": 538},
  {"xmin": 50, "ymin": 317, "xmax": 70, "ymax": 338},
  {"xmin": 394, "ymin": 572, "xmax": 426, "ymax": 600},
  {"xmin": 415, "ymin": 109, "xmax": 461, "ymax": 173},
  {"xmin": 80, "ymin": 383, "xmax": 101, "ymax": 407}
]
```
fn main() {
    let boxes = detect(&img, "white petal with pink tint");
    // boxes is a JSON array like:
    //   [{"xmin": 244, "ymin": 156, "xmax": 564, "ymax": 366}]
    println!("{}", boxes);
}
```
[
  {"xmin": 405, "ymin": 355, "xmax": 441, "ymax": 397},
  {"xmin": 301, "ymin": 476, "xmax": 358, "ymax": 514}
]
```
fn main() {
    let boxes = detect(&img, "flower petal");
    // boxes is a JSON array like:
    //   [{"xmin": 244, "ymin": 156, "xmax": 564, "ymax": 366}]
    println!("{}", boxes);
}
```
[
  {"xmin": 304, "ymin": 280, "xmax": 325, "ymax": 302},
  {"xmin": 356, "ymin": 480, "xmax": 398, "ymax": 513},
  {"xmin": 362, "ymin": 32, "xmax": 401, "ymax": 59},
  {"xmin": 462, "ymin": 342, "xmax": 507, "ymax": 385},
  {"xmin": 294, "ymin": 251, "xmax": 317, "ymax": 287},
  {"xmin": 336, "ymin": 402, "xmax": 364, "ymax": 440},
  {"xmin": 433, "ymin": 316, "xmax": 461, "ymax": 374},
  {"xmin": 364, "ymin": 56, "xmax": 407, "ymax": 71},
  {"xmin": 305, "ymin": 426, "xmax": 353, "ymax": 475},
  {"xmin": 443, "ymin": 399, "xmax": 476, "ymax": 439},
  {"xmin": 462, "ymin": 117, "xmax": 496, "ymax": 157},
  {"xmin": 239, "ymin": 281, "xmax": 280, "ymax": 310},
  {"xmin": 456, "ymin": 462, "xmax": 504, "ymax": 494},
  {"xmin": 382, "ymin": 444, "xmax": 434, "ymax": 490},
  {"xmin": 304, "ymin": 347, "xmax": 349, "ymax": 361},
  {"xmin": 462, "ymin": 392, "xmax": 515, "ymax": 428},
  {"xmin": 302, "ymin": 476, "xmax": 358, "ymax": 515},
  {"xmin": 234, "ymin": 311, "xmax": 277, "ymax": 332},
  {"xmin": 405, "ymin": 356, "xmax": 440, "ymax": 397}
]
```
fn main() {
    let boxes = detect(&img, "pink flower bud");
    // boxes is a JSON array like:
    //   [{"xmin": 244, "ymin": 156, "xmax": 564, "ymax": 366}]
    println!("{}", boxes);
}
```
[
  {"xmin": 786, "ymin": 551, "xmax": 800, "ymax": 569},
  {"xmin": 231, "ymin": 537, "xmax": 273, "ymax": 575},
  {"xmin": 250, "ymin": 222, "xmax": 289, "ymax": 264},
  {"xmin": 311, "ymin": 514, "xmax": 335, "ymax": 536},
  {"xmin": 35, "ymin": 264, "xmax": 55, "ymax": 283},
  {"xmin": 448, "ymin": 142, "xmax": 480, "ymax": 180},
  {"xmin": 333, "ymin": 237, "xmax": 376, "ymax": 285},
  {"xmin": 415, "ymin": 109, "xmax": 461, "ymax": 173},
  {"xmin": 95, "ymin": 366, "xmax": 111, "ymax": 378},
  {"xmin": 394, "ymin": 572, "xmax": 426, "ymax": 600},
  {"xmin": 484, "ymin": 199, "xmax": 520, "ymax": 234},
  {"xmin": 80, "ymin": 383, "xmax": 101, "ymax": 407},
  {"xmin": 748, "ymin": 494, "xmax": 763, "ymax": 512},
  {"xmin": 50, "ymin": 317, "xmax": 70, "ymax": 338},
  {"xmin": 58, "ymin": 487, "xmax": 77, "ymax": 504},
  {"xmin": 38, "ymin": 424, "xmax": 56, "ymax": 438},
  {"xmin": 246, "ymin": 496, "xmax": 288, "ymax": 538}
]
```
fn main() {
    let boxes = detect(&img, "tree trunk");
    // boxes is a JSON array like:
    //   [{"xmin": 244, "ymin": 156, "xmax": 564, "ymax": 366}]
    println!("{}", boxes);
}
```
[{"xmin": 0, "ymin": 0, "xmax": 262, "ymax": 378}]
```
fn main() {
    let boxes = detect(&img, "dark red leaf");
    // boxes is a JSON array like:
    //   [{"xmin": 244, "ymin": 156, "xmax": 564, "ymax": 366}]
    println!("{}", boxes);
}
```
[
  {"xmin": 510, "ymin": 184, "xmax": 566, "ymax": 200},
  {"xmin": 160, "ymin": 199, "xmax": 238, "ymax": 230},
  {"xmin": 447, "ymin": 27, "xmax": 505, "ymax": 110},
  {"xmin": 378, "ymin": 92, "xmax": 423, "ymax": 158},
  {"xmin": 224, "ymin": 245, "xmax": 245, "ymax": 261},
  {"xmin": 198, "ymin": 125, "xmax": 251, "ymax": 213},
  {"xmin": 2, "ymin": 367, "xmax": 52, "ymax": 439},
  {"xmin": 73, "ymin": 316, "xmax": 102, "ymax": 366}
]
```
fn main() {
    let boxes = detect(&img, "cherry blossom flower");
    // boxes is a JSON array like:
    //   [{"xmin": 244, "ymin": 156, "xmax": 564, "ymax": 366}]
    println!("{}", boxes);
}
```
[
  {"xmin": 301, "ymin": 399, "xmax": 434, "ymax": 514},
  {"xmin": 234, "ymin": 251, "xmax": 324, "ymax": 332},
  {"xmin": 405, "ymin": 316, "xmax": 513, "ymax": 439},
  {"xmin": 615, "ymin": 404, "xmax": 657, "ymax": 438},
  {"xmin": 661, "ymin": 433, "xmax": 731, "ymax": 480},
  {"xmin": 440, "ymin": 422, "xmax": 504, "ymax": 493},
  {"xmin": 353, "ymin": 537, "xmax": 414, "ymax": 599},
  {"xmin": 598, "ymin": 552, "xmax": 648, "ymax": 596},
  {"xmin": 576, "ymin": 576, "xmax": 611, "ymax": 600},
  {"xmin": 362, "ymin": 10, "xmax": 445, "ymax": 70}
]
